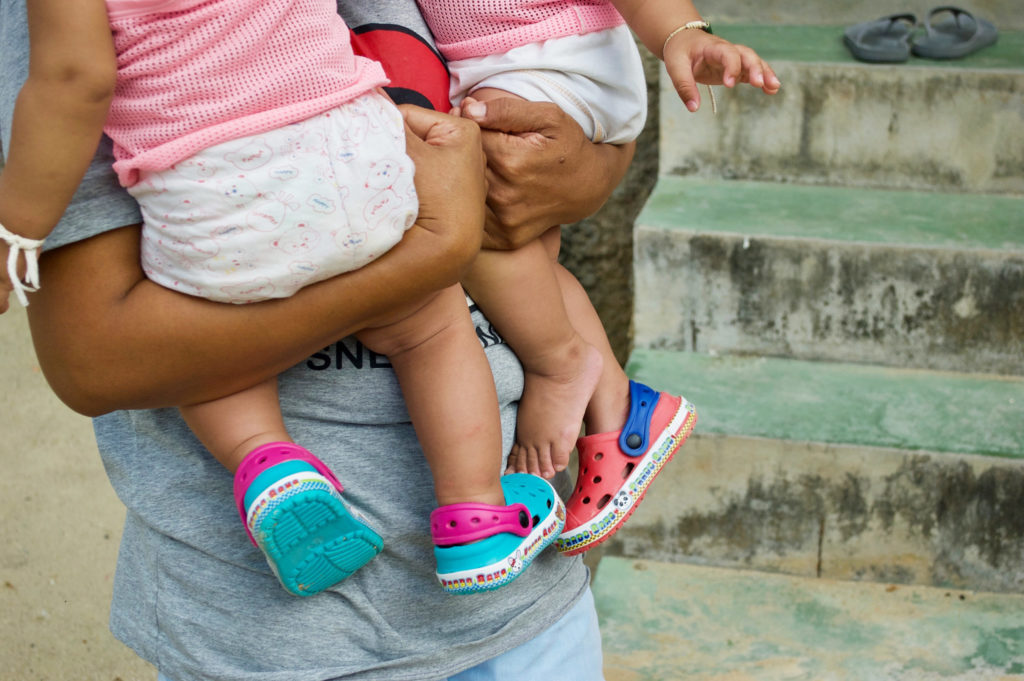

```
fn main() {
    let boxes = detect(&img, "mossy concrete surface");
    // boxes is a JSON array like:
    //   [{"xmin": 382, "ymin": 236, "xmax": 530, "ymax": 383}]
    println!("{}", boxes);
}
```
[
  {"xmin": 706, "ymin": 3, "xmax": 1024, "ymax": 32},
  {"xmin": 660, "ymin": 29, "xmax": 1024, "ymax": 195},
  {"xmin": 610, "ymin": 350, "xmax": 1024, "ymax": 593},
  {"xmin": 627, "ymin": 350, "xmax": 1023, "ymax": 457},
  {"xmin": 594, "ymin": 556, "xmax": 1024, "ymax": 681},
  {"xmin": 634, "ymin": 178, "xmax": 1024, "ymax": 376}
]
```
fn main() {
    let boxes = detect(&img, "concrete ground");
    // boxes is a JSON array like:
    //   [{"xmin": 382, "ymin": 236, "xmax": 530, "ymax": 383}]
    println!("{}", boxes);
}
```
[
  {"xmin": 594, "ymin": 557, "xmax": 1024, "ymax": 681},
  {"xmin": 1, "ymin": 305, "xmax": 156, "ymax": 681}
]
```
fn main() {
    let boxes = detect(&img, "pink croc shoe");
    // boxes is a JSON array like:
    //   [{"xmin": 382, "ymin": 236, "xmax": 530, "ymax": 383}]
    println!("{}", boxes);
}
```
[{"xmin": 555, "ymin": 380, "xmax": 696, "ymax": 555}]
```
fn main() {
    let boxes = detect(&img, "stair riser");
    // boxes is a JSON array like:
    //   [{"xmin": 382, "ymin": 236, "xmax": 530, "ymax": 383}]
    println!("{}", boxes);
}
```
[
  {"xmin": 661, "ymin": 63, "xmax": 1024, "ymax": 194},
  {"xmin": 634, "ymin": 228, "xmax": 1024, "ymax": 375},
  {"xmin": 706, "ymin": 1, "xmax": 1024, "ymax": 31},
  {"xmin": 602, "ymin": 433, "xmax": 1024, "ymax": 594}
]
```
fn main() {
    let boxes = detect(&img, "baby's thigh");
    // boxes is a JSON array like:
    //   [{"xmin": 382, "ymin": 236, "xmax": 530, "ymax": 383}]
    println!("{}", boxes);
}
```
[{"xmin": 465, "ymin": 87, "xmax": 527, "ymax": 104}]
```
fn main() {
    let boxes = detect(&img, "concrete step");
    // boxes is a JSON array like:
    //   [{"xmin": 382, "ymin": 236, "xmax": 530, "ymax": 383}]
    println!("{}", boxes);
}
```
[
  {"xmin": 659, "ymin": 26, "xmax": 1024, "ymax": 194},
  {"xmin": 633, "ymin": 176, "xmax": 1024, "ymax": 375},
  {"xmin": 593, "ymin": 556, "xmax": 1024, "ymax": 681},
  {"xmin": 602, "ymin": 349, "xmax": 1024, "ymax": 593},
  {"xmin": 706, "ymin": 2, "xmax": 1024, "ymax": 32}
]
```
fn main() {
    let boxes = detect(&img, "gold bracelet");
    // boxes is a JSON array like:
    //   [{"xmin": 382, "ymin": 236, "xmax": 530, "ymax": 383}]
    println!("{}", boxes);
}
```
[
  {"xmin": 662, "ymin": 20, "xmax": 711, "ymax": 59},
  {"xmin": 661, "ymin": 20, "xmax": 718, "ymax": 114}
]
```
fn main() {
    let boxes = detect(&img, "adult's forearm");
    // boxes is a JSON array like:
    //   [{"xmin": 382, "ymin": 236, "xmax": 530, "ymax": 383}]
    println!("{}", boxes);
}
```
[
  {"xmin": 27, "ymin": 222, "xmax": 469, "ymax": 416},
  {"xmin": 26, "ymin": 105, "xmax": 486, "ymax": 417}
]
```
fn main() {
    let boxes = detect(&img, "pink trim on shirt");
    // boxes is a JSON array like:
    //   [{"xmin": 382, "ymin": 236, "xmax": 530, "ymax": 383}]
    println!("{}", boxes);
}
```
[{"xmin": 416, "ymin": 1, "xmax": 625, "ymax": 61}]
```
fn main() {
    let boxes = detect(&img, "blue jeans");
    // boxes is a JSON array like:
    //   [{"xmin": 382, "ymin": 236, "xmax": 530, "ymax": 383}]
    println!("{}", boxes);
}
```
[
  {"xmin": 447, "ymin": 586, "xmax": 604, "ymax": 681},
  {"xmin": 157, "ymin": 586, "xmax": 604, "ymax": 681}
]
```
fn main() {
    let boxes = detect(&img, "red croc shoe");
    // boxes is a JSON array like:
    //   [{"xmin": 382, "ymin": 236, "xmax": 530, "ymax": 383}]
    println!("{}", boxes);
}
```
[{"xmin": 555, "ymin": 381, "xmax": 696, "ymax": 555}]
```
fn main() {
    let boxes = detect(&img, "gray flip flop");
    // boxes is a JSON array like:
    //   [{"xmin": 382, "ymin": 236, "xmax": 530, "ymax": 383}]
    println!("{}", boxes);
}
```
[
  {"xmin": 911, "ymin": 6, "xmax": 998, "ymax": 59},
  {"xmin": 843, "ymin": 13, "xmax": 917, "ymax": 63}
]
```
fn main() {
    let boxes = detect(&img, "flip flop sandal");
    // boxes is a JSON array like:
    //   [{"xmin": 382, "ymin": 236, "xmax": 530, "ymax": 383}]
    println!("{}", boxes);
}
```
[
  {"xmin": 556, "ymin": 381, "xmax": 697, "ymax": 556},
  {"xmin": 911, "ymin": 6, "xmax": 998, "ymax": 59},
  {"xmin": 234, "ymin": 442, "xmax": 384, "ymax": 596},
  {"xmin": 843, "ymin": 13, "xmax": 918, "ymax": 63},
  {"xmin": 432, "ymin": 473, "xmax": 565, "ymax": 594}
]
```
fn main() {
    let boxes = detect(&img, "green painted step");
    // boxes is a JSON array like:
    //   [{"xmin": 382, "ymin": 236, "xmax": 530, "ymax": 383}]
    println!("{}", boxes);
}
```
[
  {"xmin": 638, "ymin": 176, "xmax": 1024, "ymax": 252},
  {"xmin": 632, "ymin": 177, "xmax": 1024, "ymax": 376},
  {"xmin": 627, "ymin": 349, "xmax": 1024, "ymax": 458},
  {"xmin": 712, "ymin": 24, "xmax": 1024, "ymax": 71},
  {"xmin": 657, "ymin": 30, "xmax": 1024, "ymax": 195},
  {"xmin": 594, "ymin": 557, "xmax": 1024, "ymax": 681}
]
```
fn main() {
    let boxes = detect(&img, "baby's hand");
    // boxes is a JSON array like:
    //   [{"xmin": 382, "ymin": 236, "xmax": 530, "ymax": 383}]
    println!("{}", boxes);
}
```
[{"xmin": 663, "ymin": 29, "xmax": 781, "ymax": 112}]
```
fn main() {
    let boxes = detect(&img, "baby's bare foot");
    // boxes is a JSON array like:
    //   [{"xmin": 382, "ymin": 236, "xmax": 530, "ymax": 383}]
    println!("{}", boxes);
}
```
[{"xmin": 509, "ymin": 341, "xmax": 603, "ymax": 478}]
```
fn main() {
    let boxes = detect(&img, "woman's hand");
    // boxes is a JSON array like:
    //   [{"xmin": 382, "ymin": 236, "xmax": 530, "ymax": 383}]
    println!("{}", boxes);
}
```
[
  {"xmin": 397, "ymin": 104, "xmax": 487, "ymax": 278},
  {"xmin": 457, "ymin": 96, "xmax": 635, "ymax": 250}
]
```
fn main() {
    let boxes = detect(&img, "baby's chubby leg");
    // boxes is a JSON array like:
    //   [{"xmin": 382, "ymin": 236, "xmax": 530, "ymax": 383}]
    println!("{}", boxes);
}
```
[
  {"xmin": 181, "ymin": 378, "xmax": 290, "ymax": 472},
  {"xmin": 356, "ymin": 283, "xmax": 505, "ymax": 508},
  {"xmin": 458, "ymin": 84, "xmax": 604, "ymax": 479},
  {"xmin": 463, "ymin": 233, "xmax": 602, "ymax": 480}
]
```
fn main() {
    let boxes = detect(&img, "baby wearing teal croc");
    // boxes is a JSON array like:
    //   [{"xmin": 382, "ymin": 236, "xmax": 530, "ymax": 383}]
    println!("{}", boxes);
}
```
[
  {"xmin": 233, "ymin": 443, "xmax": 383, "ymax": 597},
  {"xmin": 431, "ymin": 474, "xmax": 565, "ymax": 594}
]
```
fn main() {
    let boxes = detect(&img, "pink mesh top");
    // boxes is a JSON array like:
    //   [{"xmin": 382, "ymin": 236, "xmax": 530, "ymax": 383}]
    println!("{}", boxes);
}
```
[
  {"xmin": 416, "ymin": 0, "xmax": 624, "ymax": 61},
  {"xmin": 105, "ymin": 0, "xmax": 388, "ymax": 187}
]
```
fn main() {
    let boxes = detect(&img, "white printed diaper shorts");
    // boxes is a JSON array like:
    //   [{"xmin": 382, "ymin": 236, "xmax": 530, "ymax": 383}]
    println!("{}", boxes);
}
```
[{"xmin": 130, "ymin": 91, "xmax": 417, "ymax": 303}]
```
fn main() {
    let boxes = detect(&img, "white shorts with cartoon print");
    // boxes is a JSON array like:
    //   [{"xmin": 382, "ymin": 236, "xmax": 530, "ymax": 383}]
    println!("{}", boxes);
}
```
[{"xmin": 130, "ymin": 91, "xmax": 417, "ymax": 304}]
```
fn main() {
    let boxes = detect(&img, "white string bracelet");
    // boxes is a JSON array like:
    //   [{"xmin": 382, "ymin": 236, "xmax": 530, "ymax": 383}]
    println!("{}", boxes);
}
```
[
  {"xmin": 0, "ymin": 220, "xmax": 45, "ymax": 307},
  {"xmin": 663, "ymin": 20, "xmax": 718, "ymax": 114}
]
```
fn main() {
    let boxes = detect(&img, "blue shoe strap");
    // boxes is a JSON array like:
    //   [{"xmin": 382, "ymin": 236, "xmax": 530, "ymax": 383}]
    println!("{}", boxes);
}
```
[
  {"xmin": 618, "ymin": 380, "xmax": 660, "ymax": 457},
  {"xmin": 242, "ymin": 460, "xmax": 320, "ymax": 511}
]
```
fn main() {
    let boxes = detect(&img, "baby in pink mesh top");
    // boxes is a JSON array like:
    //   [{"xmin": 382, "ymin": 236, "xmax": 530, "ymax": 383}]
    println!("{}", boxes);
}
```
[{"xmin": 414, "ymin": 0, "xmax": 782, "ymax": 553}]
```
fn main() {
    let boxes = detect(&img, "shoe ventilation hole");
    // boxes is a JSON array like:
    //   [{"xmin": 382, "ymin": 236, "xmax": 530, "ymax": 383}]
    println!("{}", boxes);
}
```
[
  {"xmin": 593, "ymin": 476, "xmax": 602, "ymax": 484},
  {"xmin": 257, "ymin": 456, "xmax": 268, "ymax": 464},
  {"xmin": 532, "ymin": 514, "xmax": 540, "ymax": 527},
  {"xmin": 582, "ymin": 496, "xmax": 591, "ymax": 505},
  {"xmin": 622, "ymin": 462, "xmax": 635, "ymax": 479},
  {"xmin": 597, "ymin": 494, "xmax": 612, "ymax": 510},
  {"xmin": 519, "ymin": 510, "xmax": 530, "ymax": 528},
  {"xmin": 594, "ymin": 452, "xmax": 604, "ymax": 461},
  {"xmin": 546, "ymin": 499, "xmax": 552, "ymax": 508}
]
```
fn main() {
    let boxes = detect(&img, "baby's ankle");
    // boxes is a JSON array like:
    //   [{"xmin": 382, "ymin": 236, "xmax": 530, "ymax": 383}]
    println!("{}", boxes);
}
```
[{"xmin": 524, "ymin": 333, "xmax": 601, "ymax": 382}]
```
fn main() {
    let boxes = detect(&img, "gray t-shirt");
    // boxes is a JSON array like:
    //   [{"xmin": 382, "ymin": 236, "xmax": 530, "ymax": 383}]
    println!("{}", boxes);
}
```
[{"xmin": 0, "ymin": 3, "xmax": 589, "ymax": 680}]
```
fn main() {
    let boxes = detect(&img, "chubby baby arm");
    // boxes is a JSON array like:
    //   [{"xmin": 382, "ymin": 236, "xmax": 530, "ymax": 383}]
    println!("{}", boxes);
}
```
[
  {"xmin": 614, "ymin": 0, "xmax": 780, "ymax": 112},
  {"xmin": 0, "ymin": 0, "xmax": 116, "ymax": 313},
  {"xmin": 27, "ymin": 107, "xmax": 487, "ymax": 416}
]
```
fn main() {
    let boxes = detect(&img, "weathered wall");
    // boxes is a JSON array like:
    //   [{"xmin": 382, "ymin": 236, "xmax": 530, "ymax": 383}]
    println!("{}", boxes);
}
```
[
  {"xmin": 634, "ymin": 228, "xmax": 1024, "ymax": 375},
  {"xmin": 604, "ymin": 434, "xmax": 1024, "ymax": 594}
]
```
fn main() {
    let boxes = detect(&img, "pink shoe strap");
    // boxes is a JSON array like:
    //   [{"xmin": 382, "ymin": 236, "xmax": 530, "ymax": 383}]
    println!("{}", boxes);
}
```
[
  {"xmin": 233, "ymin": 442, "xmax": 344, "ymax": 545},
  {"xmin": 430, "ymin": 502, "xmax": 531, "ymax": 547}
]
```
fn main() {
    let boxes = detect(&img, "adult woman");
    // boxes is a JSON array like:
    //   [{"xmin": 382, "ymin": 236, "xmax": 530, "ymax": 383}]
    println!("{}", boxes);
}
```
[{"xmin": 0, "ymin": 1, "xmax": 633, "ymax": 678}]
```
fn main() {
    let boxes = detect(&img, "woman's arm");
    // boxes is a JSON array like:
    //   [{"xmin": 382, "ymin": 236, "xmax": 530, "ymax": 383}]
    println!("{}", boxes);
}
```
[
  {"xmin": 27, "ymin": 106, "xmax": 486, "ymax": 416},
  {"xmin": 456, "ymin": 97, "xmax": 636, "ymax": 250},
  {"xmin": 0, "ymin": 0, "xmax": 115, "ymax": 311}
]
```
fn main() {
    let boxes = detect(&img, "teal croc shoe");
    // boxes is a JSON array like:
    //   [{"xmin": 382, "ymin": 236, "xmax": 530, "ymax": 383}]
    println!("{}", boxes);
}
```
[
  {"xmin": 235, "ymin": 443, "xmax": 384, "ymax": 597},
  {"xmin": 431, "ymin": 474, "xmax": 565, "ymax": 595}
]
